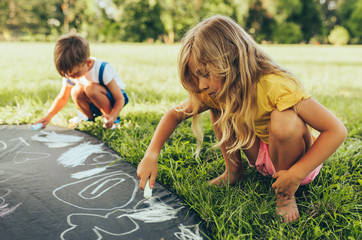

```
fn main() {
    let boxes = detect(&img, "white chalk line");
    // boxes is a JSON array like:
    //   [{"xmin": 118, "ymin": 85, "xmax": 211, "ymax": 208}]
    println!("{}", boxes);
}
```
[
  {"xmin": 0, "ymin": 188, "xmax": 22, "ymax": 218},
  {"xmin": 13, "ymin": 151, "xmax": 50, "ymax": 164},
  {"xmin": 57, "ymin": 142, "xmax": 105, "ymax": 167},
  {"xmin": 32, "ymin": 130, "xmax": 83, "ymax": 148},
  {"xmin": 53, "ymin": 171, "xmax": 138, "ymax": 211},
  {"xmin": 60, "ymin": 197, "xmax": 192, "ymax": 240},
  {"xmin": 71, "ymin": 167, "xmax": 108, "ymax": 179}
]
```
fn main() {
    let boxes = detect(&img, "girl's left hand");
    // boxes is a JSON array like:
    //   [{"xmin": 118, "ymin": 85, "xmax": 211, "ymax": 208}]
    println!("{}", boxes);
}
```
[{"xmin": 272, "ymin": 170, "xmax": 301, "ymax": 197}]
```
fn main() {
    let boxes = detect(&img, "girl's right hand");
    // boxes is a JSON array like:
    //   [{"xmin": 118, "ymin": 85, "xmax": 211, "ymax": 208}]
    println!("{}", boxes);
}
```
[{"xmin": 136, "ymin": 153, "xmax": 158, "ymax": 191}]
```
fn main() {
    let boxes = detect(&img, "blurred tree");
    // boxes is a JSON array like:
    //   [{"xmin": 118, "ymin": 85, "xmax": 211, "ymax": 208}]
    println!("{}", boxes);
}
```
[
  {"xmin": 119, "ymin": 0, "xmax": 166, "ymax": 42},
  {"xmin": 0, "ymin": 0, "xmax": 360, "ymax": 43},
  {"xmin": 59, "ymin": 0, "xmax": 89, "ymax": 33},
  {"xmin": 230, "ymin": 0, "xmax": 253, "ymax": 25},
  {"xmin": 244, "ymin": 0, "xmax": 307, "ymax": 43},
  {"xmin": 78, "ymin": 0, "xmax": 104, "ymax": 41},
  {"xmin": 272, "ymin": 22, "xmax": 303, "ymax": 43},
  {"xmin": 318, "ymin": 0, "xmax": 340, "ymax": 42},
  {"xmin": 265, "ymin": 0, "xmax": 303, "ymax": 23},
  {"xmin": 92, "ymin": 0, "xmax": 123, "ymax": 42},
  {"xmin": 328, "ymin": 25, "xmax": 350, "ymax": 45},
  {"xmin": 319, "ymin": 0, "xmax": 338, "ymax": 27},
  {"xmin": 338, "ymin": 0, "xmax": 362, "ymax": 44},
  {"xmin": 288, "ymin": 0, "xmax": 322, "ymax": 43},
  {"xmin": 244, "ymin": 0, "xmax": 275, "ymax": 42},
  {"xmin": 0, "ymin": 0, "xmax": 13, "ymax": 39},
  {"xmin": 196, "ymin": 0, "xmax": 234, "ymax": 20},
  {"xmin": 0, "ymin": 0, "xmax": 62, "ymax": 40},
  {"xmin": 160, "ymin": 0, "xmax": 198, "ymax": 43}
]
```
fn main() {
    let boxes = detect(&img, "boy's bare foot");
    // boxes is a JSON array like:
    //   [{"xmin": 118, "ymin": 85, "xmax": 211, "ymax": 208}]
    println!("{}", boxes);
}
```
[
  {"xmin": 208, "ymin": 171, "xmax": 244, "ymax": 186},
  {"xmin": 276, "ymin": 194, "xmax": 299, "ymax": 222}
]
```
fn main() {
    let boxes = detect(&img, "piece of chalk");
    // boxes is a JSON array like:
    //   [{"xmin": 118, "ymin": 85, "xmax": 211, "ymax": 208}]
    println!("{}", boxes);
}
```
[
  {"xmin": 144, "ymin": 179, "xmax": 152, "ymax": 199},
  {"xmin": 103, "ymin": 118, "xmax": 117, "ymax": 129},
  {"xmin": 30, "ymin": 123, "xmax": 43, "ymax": 131}
]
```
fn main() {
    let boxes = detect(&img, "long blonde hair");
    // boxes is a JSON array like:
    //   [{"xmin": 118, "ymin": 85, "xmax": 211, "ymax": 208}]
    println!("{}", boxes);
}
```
[{"xmin": 178, "ymin": 15, "xmax": 292, "ymax": 155}]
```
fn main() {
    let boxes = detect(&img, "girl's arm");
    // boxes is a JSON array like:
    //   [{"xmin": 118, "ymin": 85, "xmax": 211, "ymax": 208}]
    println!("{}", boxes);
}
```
[
  {"xmin": 272, "ymin": 98, "xmax": 347, "ymax": 195},
  {"xmin": 103, "ymin": 79, "xmax": 125, "ymax": 128},
  {"xmin": 35, "ymin": 85, "xmax": 72, "ymax": 127},
  {"xmin": 137, "ymin": 100, "xmax": 208, "ymax": 190}
]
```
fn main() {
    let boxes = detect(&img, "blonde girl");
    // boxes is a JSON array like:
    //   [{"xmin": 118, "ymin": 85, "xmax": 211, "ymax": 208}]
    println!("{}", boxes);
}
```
[{"xmin": 137, "ymin": 15, "xmax": 347, "ymax": 222}]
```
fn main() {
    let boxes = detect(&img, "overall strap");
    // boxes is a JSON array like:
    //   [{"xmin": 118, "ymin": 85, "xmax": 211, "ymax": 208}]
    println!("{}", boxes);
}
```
[{"xmin": 99, "ymin": 62, "xmax": 108, "ymax": 87}]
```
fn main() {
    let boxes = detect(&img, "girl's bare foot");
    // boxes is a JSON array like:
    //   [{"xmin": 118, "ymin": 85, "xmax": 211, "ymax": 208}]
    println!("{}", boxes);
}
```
[
  {"xmin": 276, "ymin": 194, "xmax": 299, "ymax": 222},
  {"xmin": 208, "ymin": 171, "xmax": 244, "ymax": 186}
]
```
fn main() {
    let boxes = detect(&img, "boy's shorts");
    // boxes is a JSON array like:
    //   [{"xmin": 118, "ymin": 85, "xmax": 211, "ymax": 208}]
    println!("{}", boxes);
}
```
[
  {"xmin": 90, "ymin": 89, "xmax": 129, "ymax": 117},
  {"xmin": 247, "ymin": 141, "xmax": 322, "ymax": 185}
]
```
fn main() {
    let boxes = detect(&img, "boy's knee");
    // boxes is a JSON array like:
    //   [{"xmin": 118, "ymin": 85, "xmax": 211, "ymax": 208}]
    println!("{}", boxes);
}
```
[
  {"xmin": 84, "ymin": 82, "xmax": 98, "ymax": 98},
  {"xmin": 71, "ymin": 85, "xmax": 84, "ymax": 101},
  {"xmin": 269, "ymin": 109, "xmax": 304, "ymax": 141}
]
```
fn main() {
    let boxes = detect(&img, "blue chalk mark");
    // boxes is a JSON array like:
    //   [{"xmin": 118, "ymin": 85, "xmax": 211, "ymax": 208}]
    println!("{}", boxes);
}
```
[{"xmin": 30, "ymin": 123, "xmax": 43, "ymax": 131}]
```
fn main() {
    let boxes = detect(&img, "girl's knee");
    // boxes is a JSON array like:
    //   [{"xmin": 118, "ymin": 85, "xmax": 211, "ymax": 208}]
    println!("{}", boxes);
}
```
[{"xmin": 269, "ymin": 109, "xmax": 304, "ymax": 141}]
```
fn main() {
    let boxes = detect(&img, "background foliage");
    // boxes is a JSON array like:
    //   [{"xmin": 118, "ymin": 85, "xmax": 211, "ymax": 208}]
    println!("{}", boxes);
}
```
[{"xmin": 1, "ymin": 0, "xmax": 361, "ymax": 44}]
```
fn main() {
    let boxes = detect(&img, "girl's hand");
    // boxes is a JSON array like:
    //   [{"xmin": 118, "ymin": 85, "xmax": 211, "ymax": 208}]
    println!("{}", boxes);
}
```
[
  {"xmin": 272, "ymin": 170, "xmax": 301, "ymax": 197},
  {"xmin": 137, "ymin": 153, "xmax": 158, "ymax": 191}
]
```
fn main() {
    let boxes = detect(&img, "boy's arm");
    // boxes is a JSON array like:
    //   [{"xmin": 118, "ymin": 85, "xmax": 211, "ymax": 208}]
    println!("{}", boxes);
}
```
[
  {"xmin": 35, "ymin": 85, "xmax": 72, "ymax": 127},
  {"xmin": 137, "ymin": 100, "xmax": 209, "ymax": 190},
  {"xmin": 272, "ymin": 98, "xmax": 347, "ymax": 196},
  {"xmin": 103, "ymin": 79, "xmax": 124, "ymax": 127}
]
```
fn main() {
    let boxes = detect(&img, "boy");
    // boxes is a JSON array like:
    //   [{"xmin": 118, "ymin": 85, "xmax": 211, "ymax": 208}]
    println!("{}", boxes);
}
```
[{"xmin": 35, "ymin": 33, "xmax": 128, "ymax": 129}]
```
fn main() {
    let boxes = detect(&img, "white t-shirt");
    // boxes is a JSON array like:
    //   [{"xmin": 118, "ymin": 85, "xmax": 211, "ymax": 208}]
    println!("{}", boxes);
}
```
[{"xmin": 62, "ymin": 57, "xmax": 126, "ymax": 90}]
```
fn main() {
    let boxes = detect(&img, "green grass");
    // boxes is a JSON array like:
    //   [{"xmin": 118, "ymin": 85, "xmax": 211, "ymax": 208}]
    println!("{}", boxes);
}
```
[{"xmin": 1, "ymin": 42, "xmax": 361, "ymax": 239}]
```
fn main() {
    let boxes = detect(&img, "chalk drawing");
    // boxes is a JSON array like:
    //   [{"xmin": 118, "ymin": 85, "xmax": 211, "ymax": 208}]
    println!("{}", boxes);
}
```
[
  {"xmin": 0, "ymin": 141, "xmax": 6, "ymax": 150},
  {"xmin": 0, "ymin": 170, "xmax": 21, "ymax": 183},
  {"xmin": 53, "ymin": 171, "xmax": 138, "ymax": 210},
  {"xmin": 60, "ymin": 197, "xmax": 185, "ymax": 240},
  {"xmin": 174, "ymin": 224, "xmax": 203, "ymax": 240},
  {"xmin": 32, "ymin": 131, "xmax": 83, "ymax": 148},
  {"xmin": 71, "ymin": 167, "xmax": 108, "ymax": 179},
  {"xmin": 57, "ymin": 142, "xmax": 105, "ymax": 167},
  {"xmin": 0, "ymin": 126, "xmax": 205, "ymax": 239},
  {"xmin": 0, "ymin": 188, "xmax": 22, "ymax": 218},
  {"xmin": 89, "ymin": 154, "xmax": 120, "ymax": 166},
  {"xmin": 60, "ymin": 210, "xmax": 139, "ymax": 239},
  {"xmin": 10, "ymin": 137, "xmax": 30, "ymax": 146},
  {"xmin": 123, "ymin": 197, "xmax": 183, "ymax": 223},
  {"xmin": 13, "ymin": 151, "xmax": 50, "ymax": 164}
]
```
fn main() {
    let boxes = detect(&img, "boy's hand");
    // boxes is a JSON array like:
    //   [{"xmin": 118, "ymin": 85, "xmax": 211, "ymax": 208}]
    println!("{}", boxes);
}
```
[
  {"xmin": 137, "ymin": 153, "xmax": 158, "ymax": 191},
  {"xmin": 272, "ymin": 170, "xmax": 301, "ymax": 198},
  {"xmin": 35, "ymin": 117, "xmax": 51, "ymax": 128},
  {"xmin": 102, "ymin": 115, "xmax": 115, "ymax": 128}
]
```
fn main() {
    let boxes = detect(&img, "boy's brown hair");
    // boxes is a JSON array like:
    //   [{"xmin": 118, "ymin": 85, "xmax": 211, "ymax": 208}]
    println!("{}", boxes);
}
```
[{"xmin": 54, "ymin": 33, "xmax": 90, "ymax": 77}]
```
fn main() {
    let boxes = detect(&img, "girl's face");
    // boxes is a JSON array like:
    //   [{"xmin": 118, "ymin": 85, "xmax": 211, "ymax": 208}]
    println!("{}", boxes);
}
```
[{"xmin": 188, "ymin": 55, "xmax": 223, "ymax": 98}]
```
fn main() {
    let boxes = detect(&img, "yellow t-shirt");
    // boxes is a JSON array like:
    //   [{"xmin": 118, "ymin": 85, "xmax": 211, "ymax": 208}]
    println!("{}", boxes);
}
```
[{"xmin": 200, "ymin": 73, "xmax": 311, "ymax": 144}]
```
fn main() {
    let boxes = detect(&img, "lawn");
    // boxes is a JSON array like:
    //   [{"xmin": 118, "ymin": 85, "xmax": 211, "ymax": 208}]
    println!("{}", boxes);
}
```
[{"xmin": 0, "ymin": 42, "xmax": 361, "ymax": 239}]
